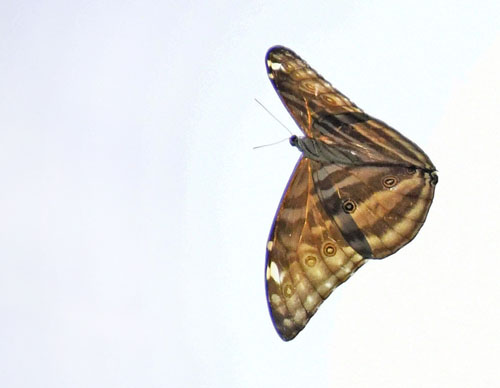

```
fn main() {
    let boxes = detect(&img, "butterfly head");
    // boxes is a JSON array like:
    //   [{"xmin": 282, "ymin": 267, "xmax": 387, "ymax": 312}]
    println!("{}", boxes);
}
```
[{"xmin": 290, "ymin": 135, "xmax": 326, "ymax": 161}]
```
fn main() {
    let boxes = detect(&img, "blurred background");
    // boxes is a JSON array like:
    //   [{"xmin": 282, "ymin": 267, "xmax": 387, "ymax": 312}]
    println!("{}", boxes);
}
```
[{"xmin": 1, "ymin": 1, "xmax": 499, "ymax": 387}]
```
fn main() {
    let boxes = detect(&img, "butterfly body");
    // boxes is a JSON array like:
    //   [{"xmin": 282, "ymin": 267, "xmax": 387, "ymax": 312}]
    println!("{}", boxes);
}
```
[
  {"xmin": 291, "ymin": 135, "xmax": 363, "ymax": 164},
  {"xmin": 265, "ymin": 46, "xmax": 437, "ymax": 341}
]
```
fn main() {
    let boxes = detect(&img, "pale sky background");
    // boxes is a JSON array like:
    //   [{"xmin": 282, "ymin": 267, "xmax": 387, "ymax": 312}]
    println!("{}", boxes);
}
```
[{"xmin": 1, "ymin": 1, "xmax": 500, "ymax": 387}]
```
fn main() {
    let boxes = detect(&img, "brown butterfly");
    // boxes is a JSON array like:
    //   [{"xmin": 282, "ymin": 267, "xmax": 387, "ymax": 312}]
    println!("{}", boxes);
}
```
[{"xmin": 265, "ymin": 46, "xmax": 438, "ymax": 341}]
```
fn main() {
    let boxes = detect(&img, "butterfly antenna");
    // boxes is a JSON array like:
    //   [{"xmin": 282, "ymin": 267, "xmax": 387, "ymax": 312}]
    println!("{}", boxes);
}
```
[
  {"xmin": 253, "ymin": 137, "xmax": 289, "ymax": 150},
  {"xmin": 254, "ymin": 98, "xmax": 293, "ymax": 135}
]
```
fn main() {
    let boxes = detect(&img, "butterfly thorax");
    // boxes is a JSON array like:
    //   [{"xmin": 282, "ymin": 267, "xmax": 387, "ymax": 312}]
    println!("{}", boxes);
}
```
[{"xmin": 290, "ymin": 135, "xmax": 365, "ymax": 165}]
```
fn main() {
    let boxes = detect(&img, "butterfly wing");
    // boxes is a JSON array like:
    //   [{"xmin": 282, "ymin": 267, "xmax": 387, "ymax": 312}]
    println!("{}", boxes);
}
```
[
  {"xmin": 311, "ymin": 163, "xmax": 436, "ymax": 260},
  {"xmin": 266, "ymin": 46, "xmax": 362, "ymax": 138},
  {"xmin": 265, "ymin": 46, "xmax": 437, "ymax": 341},
  {"xmin": 266, "ymin": 157, "xmax": 365, "ymax": 341},
  {"xmin": 266, "ymin": 46, "xmax": 435, "ymax": 169}
]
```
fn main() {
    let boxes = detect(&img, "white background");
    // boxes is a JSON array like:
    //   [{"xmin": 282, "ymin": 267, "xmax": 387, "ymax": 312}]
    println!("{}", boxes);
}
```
[{"xmin": 1, "ymin": 1, "xmax": 499, "ymax": 387}]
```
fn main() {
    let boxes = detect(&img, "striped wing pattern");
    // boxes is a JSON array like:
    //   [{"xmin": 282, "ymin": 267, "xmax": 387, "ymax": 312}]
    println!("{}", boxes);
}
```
[{"xmin": 265, "ymin": 46, "xmax": 437, "ymax": 341}]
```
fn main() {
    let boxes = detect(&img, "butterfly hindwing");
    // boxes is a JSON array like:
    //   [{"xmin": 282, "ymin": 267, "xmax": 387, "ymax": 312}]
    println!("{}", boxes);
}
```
[{"xmin": 312, "ymin": 163, "xmax": 436, "ymax": 259}]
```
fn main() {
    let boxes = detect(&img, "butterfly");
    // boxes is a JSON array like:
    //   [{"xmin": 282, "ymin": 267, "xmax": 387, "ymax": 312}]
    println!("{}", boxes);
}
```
[{"xmin": 265, "ymin": 46, "xmax": 438, "ymax": 341}]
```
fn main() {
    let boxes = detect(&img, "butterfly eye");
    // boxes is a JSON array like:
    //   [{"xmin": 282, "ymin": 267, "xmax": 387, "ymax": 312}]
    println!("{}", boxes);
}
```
[
  {"xmin": 406, "ymin": 166, "xmax": 417, "ymax": 175},
  {"xmin": 305, "ymin": 255, "xmax": 317, "ymax": 267},
  {"xmin": 382, "ymin": 176, "xmax": 398, "ymax": 188},
  {"xmin": 342, "ymin": 199, "xmax": 357, "ymax": 213},
  {"xmin": 431, "ymin": 173, "xmax": 438, "ymax": 185},
  {"xmin": 322, "ymin": 242, "xmax": 337, "ymax": 257}
]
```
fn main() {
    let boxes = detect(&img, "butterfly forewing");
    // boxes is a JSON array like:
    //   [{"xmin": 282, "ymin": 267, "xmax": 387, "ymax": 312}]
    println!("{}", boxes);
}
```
[{"xmin": 264, "ymin": 46, "xmax": 437, "ymax": 341}]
